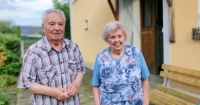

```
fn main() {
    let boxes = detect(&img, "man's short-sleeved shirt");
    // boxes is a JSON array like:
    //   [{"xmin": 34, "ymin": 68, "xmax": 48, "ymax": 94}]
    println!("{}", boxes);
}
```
[
  {"xmin": 91, "ymin": 45, "xmax": 150, "ymax": 105},
  {"xmin": 18, "ymin": 36, "xmax": 86, "ymax": 105}
]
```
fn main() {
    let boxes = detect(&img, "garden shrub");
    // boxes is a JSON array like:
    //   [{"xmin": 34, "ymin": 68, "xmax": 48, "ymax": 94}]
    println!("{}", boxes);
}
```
[
  {"xmin": 0, "ymin": 75, "xmax": 10, "ymax": 105},
  {"xmin": 0, "ymin": 35, "xmax": 20, "ymax": 56},
  {"xmin": 0, "ymin": 45, "xmax": 6, "ymax": 67},
  {"xmin": 0, "ymin": 74, "xmax": 17, "ymax": 86},
  {"xmin": 0, "ymin": 50, "xmax": 21, "ymax": 76},
  {"xmin": 0, "ymin": 35, "xmax": 21, "ymax": 76},
  {"xmin": 0, "ymin": 91, "xmax": 10, "ymax": 105}
]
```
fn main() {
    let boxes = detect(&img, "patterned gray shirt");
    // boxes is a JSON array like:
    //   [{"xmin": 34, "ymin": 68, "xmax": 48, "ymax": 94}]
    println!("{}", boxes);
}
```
[{"xmin": 18, "ymin": 37, "xmax": 86, "ymax": 105}]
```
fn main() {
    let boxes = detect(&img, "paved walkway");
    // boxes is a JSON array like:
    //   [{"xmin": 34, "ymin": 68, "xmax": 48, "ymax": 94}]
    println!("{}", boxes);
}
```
[{"xmin": 16, "ymin": 89, "xmax": 31, "ymax": 105}]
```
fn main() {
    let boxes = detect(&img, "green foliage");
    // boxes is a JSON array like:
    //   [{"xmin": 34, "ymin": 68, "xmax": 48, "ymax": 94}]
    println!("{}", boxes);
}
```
[
  {"xmin": 0, "ymin": 50, "xmax": 22, "ymax": 76},
  {"xmin": 0, "ymin": 74, "xmax": 17, "ymax": 86},
  {"xmin": 0, "ymin": 75, "xmax": 6, "ymax": 89},
  {"xmin": 0, "ymin": 44, "xmax": 6, "ymax": 52},
  {"xmin": 0, "ymin": 19, "xmax": 20, "ymax": 105},
  {"xmin": 0, "ymin": 91, "xmax": 10, "ymax": 105},
  {"xmin": 0, "ymin": 45, "xmax": 7, "ymax": 67},
  {"xmin": 0, "ymin": 19, "xmax": 20, "ymax": 35},
  {"xmin": 52, "ymin": 0, "xmax": 71, "ymax": 40},
  {"xmin": 0, "ymin": 35, "xmax": 21, "ymax": 56},
  {"xmin": 16, "ymin": 26, "xmax": 21, "ymax": 36},
  {"xmin": 0, "ymin": 75, "xmax": 10, "ymax": 105},
  {"xmin": 0, "ymin": 35, "xmax": 22, "ymax": 76}
]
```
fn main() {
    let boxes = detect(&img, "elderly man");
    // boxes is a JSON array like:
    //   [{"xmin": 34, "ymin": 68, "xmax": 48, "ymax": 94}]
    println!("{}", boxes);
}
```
[{"xmin": 18, "ymin": 8, "xmax": 86, "ymax": 105}]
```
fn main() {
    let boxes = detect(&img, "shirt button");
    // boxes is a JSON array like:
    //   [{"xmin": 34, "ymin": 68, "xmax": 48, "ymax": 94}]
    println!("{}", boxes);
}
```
[{"xmin": 62, "ymin": 72, "xmax": 64, "ymax": 74}]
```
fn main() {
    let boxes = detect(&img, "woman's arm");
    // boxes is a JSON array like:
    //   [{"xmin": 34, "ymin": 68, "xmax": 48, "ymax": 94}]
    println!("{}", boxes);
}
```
[
  {"xmin": 142, "ymin": 79, "xmax": 149, "ymax": 105},
  {"xmin": 92, "ymin": 86, "xmax": 100, "ymax": 105}
]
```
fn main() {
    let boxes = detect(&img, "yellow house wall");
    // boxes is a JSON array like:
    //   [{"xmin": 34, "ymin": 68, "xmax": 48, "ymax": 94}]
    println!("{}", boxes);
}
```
[
  {"xmin": 72, "ymin": 0, "xmax": 115, "ymax": 66},
  {"xmin": 171, "ymin": 0, "xmax": 200, "ymax": 70}
]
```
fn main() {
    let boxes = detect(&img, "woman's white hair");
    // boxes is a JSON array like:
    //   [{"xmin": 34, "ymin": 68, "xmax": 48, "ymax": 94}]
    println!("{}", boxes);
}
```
[
  {"xmin": 42, "ymin": 8, "xmax": 66, "ymax": 23},
  {"xmin": 102, "ymin": 21, "xmax": 127, "ymax": 42}
]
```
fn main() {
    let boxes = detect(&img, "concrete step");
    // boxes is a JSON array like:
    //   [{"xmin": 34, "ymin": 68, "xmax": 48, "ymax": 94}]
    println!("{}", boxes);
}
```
[{"xmin": 149, "ymin": 74, "xmax": 164, "ymax": 90}]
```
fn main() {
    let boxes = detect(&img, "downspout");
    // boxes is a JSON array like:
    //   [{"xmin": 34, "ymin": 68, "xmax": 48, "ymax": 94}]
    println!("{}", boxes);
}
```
[
  {"xmin": 163, "ymin": 0, "xmax": 171, "ymax": 86},
  {"xmin": 69, "ymin": 0, "xmax": 74, "ymax": 41}
]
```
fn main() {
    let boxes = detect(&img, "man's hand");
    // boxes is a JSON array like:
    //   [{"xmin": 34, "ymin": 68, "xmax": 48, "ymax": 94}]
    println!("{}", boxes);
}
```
[
  {"xmin": 67, "ymin": 82, "xmax": 80, "ymax": 96},
  {"xmin": 52, "ymin": 88, "xmax": 69, "ymax": 101},
  {"xmin": 26, "ymin": 84, "xmax": 70, "ymax": 101},
  {"xmin": 67, "ymin": 74, "xmax": 84, "ymax": 97}
]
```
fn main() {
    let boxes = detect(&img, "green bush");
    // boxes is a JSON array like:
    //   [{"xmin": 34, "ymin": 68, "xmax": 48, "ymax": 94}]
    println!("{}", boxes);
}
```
[
  {"xmin": 0, "ymin": 44, "xmax": 6, "ymax": 52},
  {"xmin": 0, "ymin": 75, "xmax": 10, "ymax": 105},
  {"xmin": 0, "ymin": 35, "xmax": 22, "ymax": 76},
  {"xmin": 0, "ymin": 35, "xmax": 21, "ymax": 56},
  {"xmin": 0, "ymin": 20, "xmax": 20, "ymax": 105},
  {"xmin": 0, "ymin": 45, "xmax": 6, "ymax": 67},
  {"xmin": 0, "ymin": 74, "xmax": 17, "ymax": 86},
  {"xmin": 0, "ymin": 19, "xmax": 21, "ymax": 36},
  {"xmin": 0, "ymin": 92, "xmax": 10, "ymax": 105},
  {"xmin": 0, "ymin": 50, "xmax": 21, "ymax": 76}
]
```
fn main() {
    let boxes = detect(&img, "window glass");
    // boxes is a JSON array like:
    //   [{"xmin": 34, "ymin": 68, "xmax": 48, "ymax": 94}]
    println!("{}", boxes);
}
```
[{"xmin": 142, "ymin": 0, "xmax": 152, "ymax": 27}]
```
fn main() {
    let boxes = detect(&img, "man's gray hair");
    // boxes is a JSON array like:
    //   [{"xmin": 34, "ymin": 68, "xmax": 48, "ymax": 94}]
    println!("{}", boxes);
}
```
[
  {"xmin": 42, "ymin": 8, "xmax": 66, "ymax": 23},
  {"xmin": 102, "ymin": 21, "xmax": 127, "ymax": 42}
]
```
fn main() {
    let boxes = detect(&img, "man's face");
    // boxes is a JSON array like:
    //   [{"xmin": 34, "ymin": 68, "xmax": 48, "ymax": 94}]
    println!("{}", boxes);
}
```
[{"xmin": 42, "ymin": 12, "xmax": 65, "ymax": 42}]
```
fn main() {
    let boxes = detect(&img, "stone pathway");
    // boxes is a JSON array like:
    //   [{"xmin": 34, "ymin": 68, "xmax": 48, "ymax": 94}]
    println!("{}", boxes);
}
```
[{"xmin": 16, "ymin": 89, "xmax": 31, "ymax": 105}]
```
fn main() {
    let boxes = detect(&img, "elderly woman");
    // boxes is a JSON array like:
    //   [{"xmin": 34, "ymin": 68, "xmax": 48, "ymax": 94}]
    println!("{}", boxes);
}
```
[{"xmin": 91, "ymin": 21, "xmax": 150, "ymax": 105}]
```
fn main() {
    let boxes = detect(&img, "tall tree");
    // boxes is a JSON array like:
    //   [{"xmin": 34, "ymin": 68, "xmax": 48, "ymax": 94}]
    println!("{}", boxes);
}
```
[
  {"xmin": 0, "ymin": 20, "xmax": 21, "ymax": 35},
  {"xmin": 52, "ymin": 0, "xmax": 71, "ymax": 40}
]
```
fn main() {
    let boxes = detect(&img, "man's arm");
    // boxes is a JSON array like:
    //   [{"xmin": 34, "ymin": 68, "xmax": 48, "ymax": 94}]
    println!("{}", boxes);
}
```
[
  {"xmin": 67, "ymin": 74, "xmax": 84, "ymax": 96},
  {"xmin": 142, "ymin": 79, "xmax": 149, "ymax": 105},
  {"xmin": 92, "ymin": 86, "xmax": 100, "ymax": 105},
  {"xmin": 25, "ymin": 84, "xmax": 69, "ymax": 101}
]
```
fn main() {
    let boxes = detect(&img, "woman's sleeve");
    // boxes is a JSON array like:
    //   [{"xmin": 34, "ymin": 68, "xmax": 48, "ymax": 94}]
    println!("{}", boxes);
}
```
[
  {"xmin": 91, "ymin": 55, "xmax": 101, "ymax": 86},
  {"xmin": 139, "ymin": 51, "xmax": 150, "ymax": 79}
]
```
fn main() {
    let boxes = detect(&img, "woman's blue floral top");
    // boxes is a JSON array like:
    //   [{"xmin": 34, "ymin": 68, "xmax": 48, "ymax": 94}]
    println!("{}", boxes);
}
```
[{"xmin": 92, "ymin": 45, "xmax": 150, "ymax": 105}]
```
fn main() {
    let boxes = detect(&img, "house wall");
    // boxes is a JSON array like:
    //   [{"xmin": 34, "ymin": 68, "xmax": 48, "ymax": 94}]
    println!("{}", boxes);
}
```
[
  {"xmin": 119, "ymin": 0, "xmax": 200, "ymax": 71},
  {"xmin": 71, "ymin": 0, "xmax": 115, "ymax": 69},
  {"xmin": 171, "ymin": 0, "xmax": 200, "ymax": 70},
  {"xmin": 119, "ymin": 0, "xmax": 141, "ymax": 49}
]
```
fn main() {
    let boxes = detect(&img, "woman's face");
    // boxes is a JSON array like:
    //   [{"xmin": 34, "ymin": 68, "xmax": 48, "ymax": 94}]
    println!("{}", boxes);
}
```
[{"xmin": 107, "ymin": 29, "xmax": 125, "ymax": 51}]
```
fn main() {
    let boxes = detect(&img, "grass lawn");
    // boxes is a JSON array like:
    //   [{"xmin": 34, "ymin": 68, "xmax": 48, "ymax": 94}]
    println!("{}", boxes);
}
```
[{"xmin": 79, "ymin": 69, "xmax": 93, "ymax": 105}]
